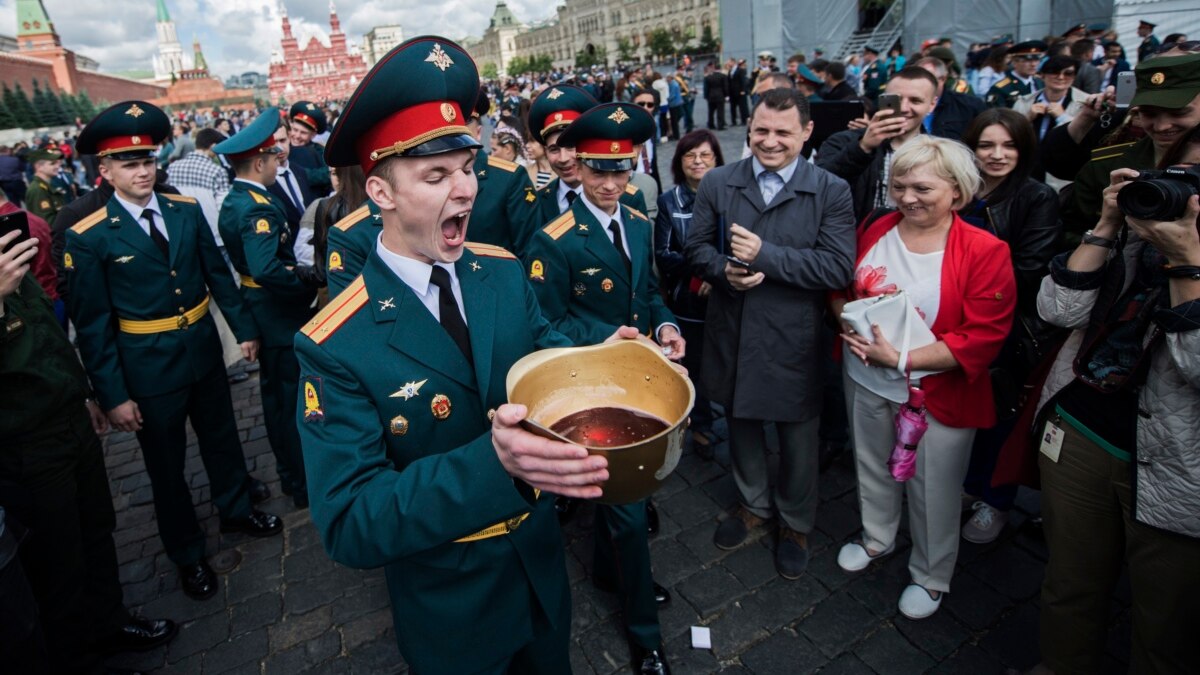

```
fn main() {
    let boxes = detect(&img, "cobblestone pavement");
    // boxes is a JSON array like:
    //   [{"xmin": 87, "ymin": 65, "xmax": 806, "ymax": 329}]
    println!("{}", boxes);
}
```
[{"xmin": 104, "ymin": 102, "xmax": 1132, "ymax": 674}]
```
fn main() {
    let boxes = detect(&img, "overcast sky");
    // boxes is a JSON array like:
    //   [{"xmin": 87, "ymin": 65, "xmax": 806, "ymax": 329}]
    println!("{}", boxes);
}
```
[{"xmin": 0, "ymin": 0, "xmax": 553, "ymax": 78}]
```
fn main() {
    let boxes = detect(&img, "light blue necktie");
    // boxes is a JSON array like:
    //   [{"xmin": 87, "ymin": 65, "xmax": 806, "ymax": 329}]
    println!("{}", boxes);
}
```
[{"xmin": 759, "ymin": 171, "xmax": 783, "ymax": 205}]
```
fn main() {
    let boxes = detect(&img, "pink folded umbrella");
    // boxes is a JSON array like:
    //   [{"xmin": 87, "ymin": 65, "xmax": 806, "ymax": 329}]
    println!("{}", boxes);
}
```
[{"xmin": 889, "ymin": 384, "xmax": 927, "ymax": 482}]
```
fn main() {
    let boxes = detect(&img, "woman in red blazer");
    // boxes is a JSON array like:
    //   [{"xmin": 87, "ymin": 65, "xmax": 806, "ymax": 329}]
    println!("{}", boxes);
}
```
[{"xmin": 829, "ymin": 136, "xmax": 1016, "ymax": 619}]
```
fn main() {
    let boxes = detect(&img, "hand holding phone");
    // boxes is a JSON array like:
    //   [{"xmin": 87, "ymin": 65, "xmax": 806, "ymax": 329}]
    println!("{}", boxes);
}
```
[{"xmin": 0, "ymin": 211, "xmax": 30, "ymax": 250}]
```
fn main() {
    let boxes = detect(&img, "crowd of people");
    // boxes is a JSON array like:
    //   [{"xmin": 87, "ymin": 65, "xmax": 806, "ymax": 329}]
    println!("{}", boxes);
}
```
[{"xmin": 1, "ymin": 17, "xmax": 1198, "ymax": 675}]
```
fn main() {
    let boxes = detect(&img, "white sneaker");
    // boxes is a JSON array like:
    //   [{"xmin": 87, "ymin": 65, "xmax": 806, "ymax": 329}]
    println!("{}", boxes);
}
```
[
  {"xmin": 836, "ymin": 541, "xmax": 894, "ymax": 573},
  {"xmin": 962, "ymin": 501, "xmax": 1008, "ymax": 544},
  {"xmin": 898, "ymin": 583, "xmax": 942, "ymax": 619}
]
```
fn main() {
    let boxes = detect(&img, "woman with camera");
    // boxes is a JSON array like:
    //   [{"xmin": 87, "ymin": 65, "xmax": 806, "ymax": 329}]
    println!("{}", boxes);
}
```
[
  {"xmin": 831, "ymin": 137, "xmax": 1016, "ymax": 619},
  {"xmin": 1031, "ymin": 125, "xmax": 1200, "ymax": 675},
  {"xmin": 956, "ymin": 109, "xmax": 1062, "ymax": 543}
]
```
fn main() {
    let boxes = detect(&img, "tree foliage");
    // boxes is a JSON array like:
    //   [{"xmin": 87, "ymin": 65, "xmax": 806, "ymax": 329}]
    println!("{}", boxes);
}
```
[
  {"xmin": 616, "ymin": 37, "xmax": 636, "ymax": 63},
  {"xmin": 480, "ymin": 62, "xmax": 499, "ymax": 80},
  {"xmin": 575, "ymin": 44, "xmax": 607, "ymax": 70},
  {"xmin": 697, "ymin": 24, "xmax": 719, "ymax": 54},
  {"xmin": 648, "ymin": 29, "xmax": 675, "ymax": 60}
]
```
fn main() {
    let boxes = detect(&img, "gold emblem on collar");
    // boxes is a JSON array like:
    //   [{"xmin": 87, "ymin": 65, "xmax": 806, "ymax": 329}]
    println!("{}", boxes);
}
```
[
  {"xmin": 431, "ymin": 394, "xmax": 452, "ymax": 420},
  {"xmin": 378, "ymin": 297, "xmax": 395, "ymax": 311},
  {"xmin": 425, "ymin": 43, "xmax": 455, "ymax": 71},
  {"xmin": 608, "ymin": 108, "xmax": 630, "ymax": 125},
  {"xmin": 470, "ymin": 261, "xmax": 481, "ymax": 271},
  {"xmin": 125, "ymin": 104, "xmax": 145, "ymax": 118}
]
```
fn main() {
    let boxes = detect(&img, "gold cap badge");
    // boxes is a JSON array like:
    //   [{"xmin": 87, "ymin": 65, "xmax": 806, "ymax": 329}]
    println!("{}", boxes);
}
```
[
  {"xmin": 608, "ymin": 108, "xmax": 630, "ymax": 125},
  {"xmin": 1151, "ymin": 72, "xmax": 1165, "ymax": 85},
  {"xmin": 441, "ymin": 103, "xmax": 457, "ymax": 122},
  {"xmin": 125, "ymin": 104, "xmax": 145, "ymax": 118}
]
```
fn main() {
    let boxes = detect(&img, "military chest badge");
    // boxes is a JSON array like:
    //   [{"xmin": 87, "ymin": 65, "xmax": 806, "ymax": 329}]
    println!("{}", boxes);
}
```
[
  {"xmin": 255, "ymin": 218, "xmax": 271, "ymax": 234},
  {"xmin": 390, "ymin": 414, "xmax": 409, "ymax": 436},
  {"xmin": 529, "ymin": 259, "xmax": 545, "ymax": 282},
  {"xmin": 431, "ymin": 394, "xmax": 452, "ymax": 420},
  {"xmin": 581, "ymin": 267, "xmax": 601, "ymax": 276},
  {"xmin": 40, "ymin": 200, "xmax": 50, "ymax": 209},
  {"xmin": 303, "ymin": 378, "xmax": 324, "ymax": 422},
  {"xmin": 63, "ymin": 252, "xmax": 74, "ymax": 270},
  {"xmin": 525, "ymin": 187, "xmax": 536, "ymax": 203},
  {"xmin": 573, "ymin": 282, "xmax": 587, "ymax": 296},
  {"xmin": 601, "ymin": 278, "xmax": 614, "ymax": 293},
  {"xmin": 390, "ymin": 379, "xmax": 427, "ymax": 400},
  {"xmin": 328, "ymin": 250, "xmax": 344, "ymax": 272}
]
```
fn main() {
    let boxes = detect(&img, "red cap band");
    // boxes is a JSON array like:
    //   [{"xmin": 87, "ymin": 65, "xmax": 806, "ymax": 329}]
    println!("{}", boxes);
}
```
[
  {"xmin": 575, "ymin": 138, "xmax": 636, "ymax": 159},
  {"xmin": 293, "ymin": 112, "xmax": 320, "ymax": 131},
  {"xmin": 355, "ymin": 100, "xmax": 470, "ymax": 173},
  {"xmin": 541, "ymin": 110, "xmax": 581, "ymax": 138},
  {"xmin": 228, "ymin": 134, "xmax": 281, "ymax": 161},
  {"xmin": 96, "ymin": 135, "xmax": 158, "ymax": 157}
]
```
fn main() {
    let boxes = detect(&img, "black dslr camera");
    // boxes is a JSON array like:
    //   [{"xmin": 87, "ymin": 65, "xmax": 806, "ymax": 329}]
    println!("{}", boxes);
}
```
[{"xmin": 1117, "ymin": 166, "xmax": 1200, "ymax": 221}]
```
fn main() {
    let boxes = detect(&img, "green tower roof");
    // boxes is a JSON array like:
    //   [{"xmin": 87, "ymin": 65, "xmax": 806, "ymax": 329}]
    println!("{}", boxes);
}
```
[
  {"xmin": 16, "ymin": 0, "xmax": 55, "ymax": 36},
  {"xmin": 157, "ymin": 0, "xmax": 171, "ymax": 23}
]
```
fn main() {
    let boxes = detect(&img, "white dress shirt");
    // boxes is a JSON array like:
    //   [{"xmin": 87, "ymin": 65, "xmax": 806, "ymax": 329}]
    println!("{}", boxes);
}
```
[
  {"xmin": 556, "ymin": 180, "xmax": 582, "ymax": 214},
  {"xmin": 113, "ymin": 192, "xmax": 167, "ymax": 240},
  {"xmin": 374, "ymin": 234, "xmax": 467, "ymax": 325}
]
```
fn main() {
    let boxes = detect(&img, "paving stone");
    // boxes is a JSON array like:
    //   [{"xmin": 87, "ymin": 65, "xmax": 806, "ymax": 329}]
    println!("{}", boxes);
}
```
[
  {"xmin": 844, "ymin": 551, "xmax": 912, "ymax": 618},
  {"xmin": 329, "ymin": 578, "xmax": 393, "ymax": 625},
  {"xmin": 797, "ymin": 591, "xmax": 877, "ymax": 659},
  {"xmin": 893, "ymin": 609, "xmax": 971, "ymax": 661},
  {"xmin": 105, "ymin": 646, "xmax": 168, "ymax": 673},
  {"xmin": 721, "ymin": 541, "xmax": 778, "ymax": 590},
  {"xmin": 942, "ymin": 572, "xmax": 1014, "ymax": 630},
  {"xmin": 738, "ymin": 575, "xmax": 829, "ymax": 631},
  {"xmin": 285, "ymin": 572, "xmax": 352, "ymax": 615},
  {"xmin": 156, "ymin": 651, "xmax": 203, "ymax": 674},
  {"xmin": 577, "ymin": 616, "xmax": 629, "ymax": 675},
  {"xmin": 227, "ymin": 555, "xmax": 283, "ymax": 604},
  {"xmin": 674, "ymin": 452, "xmax": 726, "ymax": 486},
  {"xmin": 739, "ymin": 630, "xmax": 825, "ymax": 674},
  {"xmin": 265, "ymin": 628, "xmax": 341, "ymax": 674},
  {"xmin": 167, "ymin": 610, "xmax": 231, "ymax": 662},
  {"xmin": 649, "ymin": 536, "xmax": 702, "ymax": 587},
  {"xmin": 203, "ymin": 627, "xmax": 268, "ymax": 674},
  {"xmin": 285, "ymin": 521, "xmax": 325, "ymax": 553},
  {"xmin": 706, "ymin": 599, "xmax": 771, "ymax": 659},
  {"xmin": 979, "ymin": 603, "xmax": 1041, "ymax": 669},
  {"xmin": 806, "ymin": 544, "xmax": 854, "ymax": 593},
  {"xmin": 657, "ymin": 584, "xmax": 702, "ymax": 641},
  {"xmin": 928, "ymin": 643, "xmax": 1007, "ymax": 675},
  {"xmin": 676, "ymin": 565, "xmax": 748, "ymax": 619},
  {"xmin": 231, "ymin": 590, "xmax": 283, "ymax": 636},
  {"xmin": 660, "ymin": 486, "xmax": 721, "ymax": 529},
  {"xmin": 140, "ymin": 588, "xmax": 225, "ymax": 622},
  {"xmin": 855, "ymin": 624, "xmax": 935, "ymax": 675},
  {"xmin": 569, "ymin": 639, "xmax": 597, "ymax": 675},
  {"xmin": 345, "ymin": 633, "xmax": 406, "ymax": 674},
  {"xmin": 341, "ymin": 607, "xmax": 393, "ymax": 650},
  {"xmin": 967, "ymin": 543, "xmax": 1045, "ymax": 600},
  {"xmin": 816, "ymin": 652, "xmax": 873, "ymax": 674},
  {"xmin": 269, "ymin": 605, "xmax": 332, "ymax": 651},
  {"xmin": 119, "ymin": 555, "xmax": 156, "ymax": 585},
  {"xmin": 677, "ymin": 521, "xmax": 735, "ymax": 568},
  {"xmin": 814, "ymin": 494, "xmax": 862, "ymax": 543},
  {"xmin": 664, "ymin": 630, "xmax": 721, "ymax": 673},
  {"xmin": 698, "ymin": 473, "xmax": 740, "ymax": 511}
]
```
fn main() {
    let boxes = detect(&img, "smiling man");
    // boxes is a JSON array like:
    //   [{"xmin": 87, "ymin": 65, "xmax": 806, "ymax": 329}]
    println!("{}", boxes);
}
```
[
  {"xmin": 685, "ymin": 87, "xmax": 855, "ymax": 582},
  {"xmin": 65, "ymin": 101, "xmax": 280, "ymax": 602},
  {"xmin": 295, "ymin": 37, "xmax": 621, "ymax": 674}
]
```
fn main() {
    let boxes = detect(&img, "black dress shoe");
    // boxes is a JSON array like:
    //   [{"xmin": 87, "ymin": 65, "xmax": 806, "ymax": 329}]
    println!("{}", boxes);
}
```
[
  {"xmin": 219, "ymin": 510, "xmax": 282, "ymax": 537},
  {"xmin": 248, "ymin": 477, "xmax": 270, "ymax": 504},
  {"xmin": 631, "ymin": 643, "xmax": 671, "ymax": 675},
  {"xmin": 179, "ymin": 561, "xmax": 218, "ymax": 600},
  {"xmin": 594, "ymin": 577, "xmax": 671, "ymax": 605},
  {"xmin": 646, "ymin": 499, "xmax": 660, "ymax": 536},
  {"xmin": 95, "ymin": 616, "xmax": 178, "ymax": 654},
  {"xmin": 554, "ymin": 496, "xmax": 578, "ymax": 524}
]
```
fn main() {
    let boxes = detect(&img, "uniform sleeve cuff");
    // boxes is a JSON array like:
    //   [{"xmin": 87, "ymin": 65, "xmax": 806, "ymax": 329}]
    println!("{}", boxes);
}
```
[
  {"xmin": 1154, "ymin": 300, "xmax": 1200, "ymax": 333},
  {"xmin": 1050, "ymin": 251, "xmax": 1106, "ymax": 290}
]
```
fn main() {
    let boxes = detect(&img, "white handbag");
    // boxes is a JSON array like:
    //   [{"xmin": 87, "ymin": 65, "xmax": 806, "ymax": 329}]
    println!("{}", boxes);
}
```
[{"xmin": 840, "ymin": 290, "xmax": 938, "ymax": 381}]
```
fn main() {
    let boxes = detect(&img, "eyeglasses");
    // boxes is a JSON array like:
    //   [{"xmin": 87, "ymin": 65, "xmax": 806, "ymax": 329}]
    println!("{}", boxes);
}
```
[
  {"xmin": 1044, "ymin": 70, "xmax": 1077, "ymax": 78},
  {"xmin": 635, "ymin": 101, "xmax": 656, "ymax": 109},
  {"xmin": 1013, "ymin": 54, "xmax": 1043, "ymax": 61},
  {"xmin": 682, "ymin": 150, "xmax": 715, "ymax": 162}
]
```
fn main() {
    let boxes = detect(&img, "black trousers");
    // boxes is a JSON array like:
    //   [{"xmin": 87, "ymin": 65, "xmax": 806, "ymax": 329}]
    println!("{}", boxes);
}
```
[
  {"xmin": 706, "ymin": 98, "xmax": 726, "ymax": 129},
  {"xmin": 134, "ymin": 365, "xmax": 253, "ymax": 565},
  {"xmin": 259, "ymin": 345, "xmax": 307, "ymax": 496},
  {"xmin": 0, "ymin": 406, "xmax": 130, "ymax": 674}
]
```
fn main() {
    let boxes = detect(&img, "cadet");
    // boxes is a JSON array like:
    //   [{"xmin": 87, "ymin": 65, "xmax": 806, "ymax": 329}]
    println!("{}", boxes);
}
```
[
  {"xmin": 64, "ymin": 101, "xmax": 281, "ymax": 601},
  {"xmin": 215, "ymin": 109, "xmax": 319, "ymax": 508},
  {"xmin": 986, "ymin": 40, "xmax": 1046, "ymax": 108},
  {"xmin": 287, "ymin": 101, "xmax": 333, "ymax": 196},
  {"xmin": 523, "ymin": 102, "xmax": 685, "ymax": 675},
  {"xmin": 297, "ymin": 36, "xmax": 620, "ymax": 674},
  {"xmin": 24, "ymin": 148, "xmax": 67, "ymax": 227},
  {"xmin": 528, "ymin": 85, "xmax": 649, "ymax": 229}
]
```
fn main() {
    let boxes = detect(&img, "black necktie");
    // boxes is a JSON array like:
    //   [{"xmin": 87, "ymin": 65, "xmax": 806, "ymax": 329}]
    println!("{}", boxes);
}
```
[
  {"xmin": 143, "ymin": 209, "xmax": 168, "ymax": 258},
  {"xmin": 609, "ymin": 220, "xmax": 632, "ymax": 274},
  {"xmin": 279, "ymin": 170, "xmax": 302, "ymax": 210},
  {"xmin": 565, "ymin": 190, "xmax": 577, "ymax": 209},
  {"xmin": 430, "ymin": 266, "xmax": 473, "ymax": 366}
]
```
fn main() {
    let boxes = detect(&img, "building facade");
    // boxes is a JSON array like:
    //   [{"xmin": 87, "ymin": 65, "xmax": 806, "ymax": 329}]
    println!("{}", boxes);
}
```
[
  {"xmin": 466, "ymin": 2, "xmax": 525, "ymax": 77},
  {"xmin": 268, "ymin": 1, "xmax": 370, "ymax": 103},
  {"xmin": 362, "ymin": 25, "xmax": 405, "ymax": 65},
  {"xmin": 153, "ymin": 0, "xmax": 185, "ymax": 83},
  {"xmin": 491, "ymin": 0, "xmax": 719, "ymax": 72}
]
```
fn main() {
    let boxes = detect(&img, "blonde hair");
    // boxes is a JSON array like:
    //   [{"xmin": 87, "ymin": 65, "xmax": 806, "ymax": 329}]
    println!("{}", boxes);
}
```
[{"xmin": 889, "ymin": 136, "xmax": 981, "ymax": 210}]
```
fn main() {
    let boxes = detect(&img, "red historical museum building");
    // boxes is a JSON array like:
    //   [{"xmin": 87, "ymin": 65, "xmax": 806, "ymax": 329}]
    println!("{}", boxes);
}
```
[{"xmin": 268, "ymin": 1, "xmax": 369, "ymax": 104}]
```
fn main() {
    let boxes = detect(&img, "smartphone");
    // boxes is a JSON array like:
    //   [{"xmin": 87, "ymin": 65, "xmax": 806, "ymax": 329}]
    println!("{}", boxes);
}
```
[
  {"xmin": 877, "ymin": 93, "xmax": 901, "ymax": 117},
  {"xmin": 1114, "ymin": 71, "xmax": 1136, "ymax": 109},
  {"xmin": 725, "ymin": 255, "xmax": 751, "ymax": 268},
  {"xmin": 0, "ymin": 210, "xmax": 30, "ymax": 250}
]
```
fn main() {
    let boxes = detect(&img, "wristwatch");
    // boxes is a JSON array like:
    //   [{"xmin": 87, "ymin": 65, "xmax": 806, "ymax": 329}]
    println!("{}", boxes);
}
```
[{"xmin": 1082, "ymin": 230, "xmax": 1117, "ymax": 249}]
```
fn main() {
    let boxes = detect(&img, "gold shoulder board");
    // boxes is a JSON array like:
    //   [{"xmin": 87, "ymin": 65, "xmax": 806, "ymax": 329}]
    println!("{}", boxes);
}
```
[
  {"xmin": 70, "ymin": 207, "xmax": 107, "ymax": 235},
  {"xmin": 542, "ymin": 211, "xmax": 577, "ymax": 241},
  {"xmin": 486, "ymin": 155, "xmax": 519, "ymax": 172},
  {"xmin": 334, "ymin": 204, "xmax": 372, "ymax": 232},
  {"xmin": 624, "ymin": 183, "xmax": 640, "ymax": 195},
  {"xmin": 161, "ymin": 193, "xmax": 198, "ymax": 204},
  {"xmin": 249, "ymin": 191, "xmax": 271, "ymax": 205},
  {"xmin": 301, "ymin": 276, "xmax": 368, "ymax": 345},
  {"xmin": 465, "ymin": 242, "xmax": 517, "ymax": 259}
]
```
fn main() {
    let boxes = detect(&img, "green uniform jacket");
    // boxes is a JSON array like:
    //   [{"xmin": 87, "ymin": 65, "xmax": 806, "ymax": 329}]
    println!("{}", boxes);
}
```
[
  {"xmin": 1061, "ymin": 137, "xmax": 1157, "ymax": 244},
  {"xmin": 325, "ymin": 200, "xmax": 381, "ymax": 297},
  {"xmin": 862, "ymin": 61, "xmax": 887, "ymax": 101},
  {"xmin": 288, "ymin": 142, "xmax": 332, "ymax": 197},
  {"xmin": 470, "ymin": 150, "xmax": 541, "ymax": 256},
  {"xmin": 532, "ymin": 176, "xmax": 649, "ymax": 231},
  {"xmin": 294, "ymin": 244, "xmax": 572, "ymax": 673},
  {"xmin": 986, "ymin": 73, "xmax": 1042, "ymax": 108},
  {"xmin": 25, "ymin": 177, "xmax": 66, "ymax": 228},
  {"xmin": 65, "ymin": 194, "xmax": 258, "ymax": 410},
  {"xmin": 218, "ymin": 180, "xmax": 315, "ymax": 347},
  {"xmin": 524, "ymin": 197, "xmax": 675, "ymax": 346}
]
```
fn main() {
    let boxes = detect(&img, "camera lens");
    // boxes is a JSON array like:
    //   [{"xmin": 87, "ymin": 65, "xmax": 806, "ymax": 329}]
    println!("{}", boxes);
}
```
[{"xmin": 1118, "ymin": 179, "xmax": 1196, "ymax": 220}]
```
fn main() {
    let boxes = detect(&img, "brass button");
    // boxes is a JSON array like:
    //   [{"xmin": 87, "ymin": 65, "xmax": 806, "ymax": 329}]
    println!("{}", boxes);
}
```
[
  {"xmin": 633, "ymin": 313, "xmax": 639, "ymax": 321},
  {"xmin": 994, "ymin": 292, "xmax": 1004, "ymax": 300},
  {"xmin": 175, "ymin": 289, "xmax": 182, "ymax": 295},
  {"xmin": 487, "ymin": 408, "xmax": 496, "ymax": 421},
  {"xmin": 170, "ymin": 270, "xmax": 177, "ymax": 277},
  {"xmin": 178, "ymin": 306, "xmax": 185, "ymax": 313}
]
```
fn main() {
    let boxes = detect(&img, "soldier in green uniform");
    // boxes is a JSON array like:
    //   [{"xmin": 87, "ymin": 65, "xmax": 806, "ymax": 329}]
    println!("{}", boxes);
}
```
[
  {"xmin": 861, "ymin": 46, "xmax": 887, "ymax": 103},
  {"xmin": 1137, "ymin": 20, "xmax": 1160, "ymax": 64},
  {"xmin": 986, "ymin": 40, "xmax": 1046, "ymax": 108},
  {"xmin": 528, "ymin": 84, "xmax": 649, "ymax": 229},
  {"xmin": 794, "ymin": 64, "xmax": 825, "ymax": 103},
  {"xmin": 24, "ymin": 148, "xmax": 67, "ymax": 228},
  {"xmin": 927, "ymin": 46, "xmax": 975, "ymax": 95},
  {"xmin": 323, "ymin": 91, "xmax": 542, "ymax": 295},
  {"xmin": 64, "ymin": 101, "xmax": 281, "ymax": 601},
  {"xmin": 287, "ymin": 101, "xmax": 333, "ymax": 197},
  {"xmin": 215, "ymin": 109, "xmax": 320, "ymax": 508},
  {"xmin": 1062, "ymin": 52, "xmax": 1200, "ymax": 243},
  {"xmin": 296, "ymin": 36, "xmax": 625, "ymax": 674},
  {"xmin": 523, "ymin": 102, "xmax": 685, "ymax": 675}
]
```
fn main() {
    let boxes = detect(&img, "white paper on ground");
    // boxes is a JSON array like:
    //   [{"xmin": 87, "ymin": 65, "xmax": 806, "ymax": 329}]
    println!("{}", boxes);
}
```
[{"xmin": 691, "ymin": 626, "xmax": 712, "ymax": 649}]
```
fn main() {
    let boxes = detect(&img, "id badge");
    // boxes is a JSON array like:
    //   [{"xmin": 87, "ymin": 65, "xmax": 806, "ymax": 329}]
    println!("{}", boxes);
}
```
[{"xmin": 1039, "ymin": 419, "xmax": 1065, "ymax": 463}]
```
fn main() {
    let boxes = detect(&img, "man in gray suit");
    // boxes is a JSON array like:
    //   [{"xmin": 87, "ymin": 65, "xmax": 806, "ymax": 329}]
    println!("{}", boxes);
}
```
[{"xmin": 684, "ymin": 88, "xmax": 855, "ymax": 579}]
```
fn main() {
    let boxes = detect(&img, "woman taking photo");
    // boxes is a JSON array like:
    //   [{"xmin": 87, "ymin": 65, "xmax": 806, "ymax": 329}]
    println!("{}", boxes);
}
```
[
  {"xmin": 832, "ymin": 136, "xmax": 1016, "ymax": 619},
  {"xmin": 957, "ymin": 108, "xmax": 1062, "ymax": 543},
  {"xmin": 654, "ymin": 130, "xmax": 725, "ymax": 456}
]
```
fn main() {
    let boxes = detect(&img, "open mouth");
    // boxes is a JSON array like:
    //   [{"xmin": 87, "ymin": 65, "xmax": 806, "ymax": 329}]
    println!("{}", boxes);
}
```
[{"xmin": 441, "ymin": 211, "xmax": 470, "ymax": 247}]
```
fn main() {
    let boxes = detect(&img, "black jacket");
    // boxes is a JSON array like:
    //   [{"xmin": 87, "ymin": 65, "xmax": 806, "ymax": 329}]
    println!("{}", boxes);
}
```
[
  {"xmin": 815, "ymin": 128, "xmax": 889, "ymax": 224},
  {"xmin": 971, "ymin": 179, "xmax": 1062, "ymax": 315},
  {"xmin": 703, "ymin": 71, "xmax": 728, "ymax": 101},
  {"xmin": 654, "ymin": 184, "xmax": 708, "ymax": 321},
  {"xmin": 930, "ymin": 89, "xmax": 987, "ymax": 141}
]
